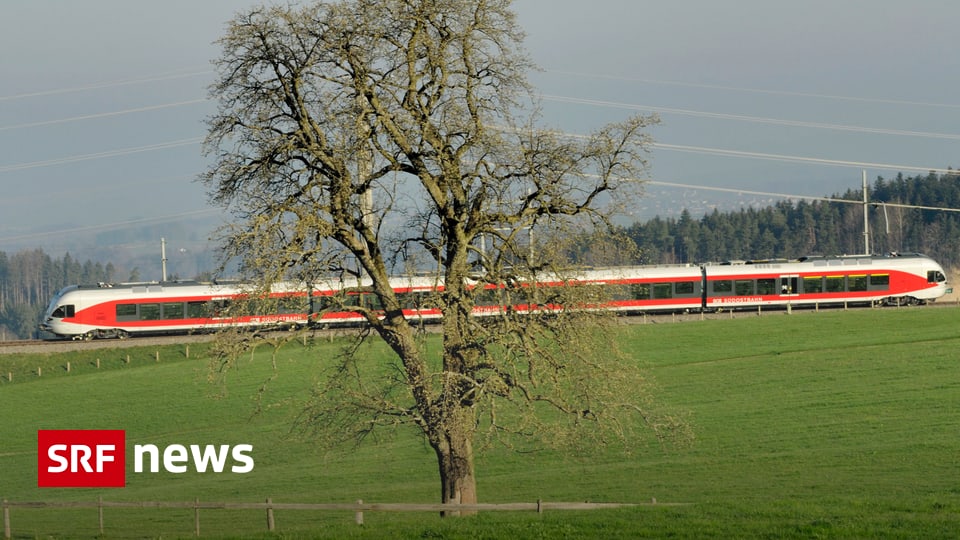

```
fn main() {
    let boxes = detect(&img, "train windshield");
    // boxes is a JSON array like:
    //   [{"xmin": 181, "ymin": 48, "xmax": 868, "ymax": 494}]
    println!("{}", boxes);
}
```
[
  {"xmin": 928, "ymin": 271, "xmax": 947, "ymax": 283},
  {"xmin": 50, "ymin": 304, "xmax": 75, "ymax": 318},
  {"xmin": 43, "ymin": 286, "xmax": 75, "ymax": 318}
]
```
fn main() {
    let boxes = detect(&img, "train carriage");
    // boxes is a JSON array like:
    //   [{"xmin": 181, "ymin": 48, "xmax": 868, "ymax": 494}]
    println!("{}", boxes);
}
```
[
  {"xmin": 571, "ymin": 265, "xmax": 705, "ymax": 314},
  {"xmin": 702, "ymin": 254, "xmax": 946, "ymax": 311},
  {"xmin": 39, "ymin": 253, "xmax": 948, "ymax": 340}
]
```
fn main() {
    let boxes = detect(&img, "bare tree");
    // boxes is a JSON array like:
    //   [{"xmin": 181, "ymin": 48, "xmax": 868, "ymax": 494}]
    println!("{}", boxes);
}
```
[{"xmin": 203, "ymin": 0, "xmax": 684, "ymax": 508}]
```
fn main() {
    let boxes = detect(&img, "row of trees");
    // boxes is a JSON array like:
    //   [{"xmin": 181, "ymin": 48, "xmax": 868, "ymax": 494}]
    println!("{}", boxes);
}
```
[
  {"xmin": 622, "ymin": 171, "xmax": 960, "ymax": 267},
  {"xmin": 0, "ymin": 251, "xmax": 119, "ymax": 339}
]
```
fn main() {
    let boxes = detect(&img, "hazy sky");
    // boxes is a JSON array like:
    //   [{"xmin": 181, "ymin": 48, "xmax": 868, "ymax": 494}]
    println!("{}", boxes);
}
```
[{"xmin": 2, "ymin": 0, "xmax": 959, "ymax": 261}]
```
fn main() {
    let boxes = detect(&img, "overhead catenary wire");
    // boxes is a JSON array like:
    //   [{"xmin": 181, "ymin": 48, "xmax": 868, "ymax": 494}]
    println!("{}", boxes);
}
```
[
  {"xmin": 0, "ymin": 138, "xmax": 204, "ymax": 173},
  {"xmin": 642, "ymin": 179, "xmax": 960, "ymax": 214},
  {"xmin": 0, "ymin": 209, "xmax": 221, "ymax": 244},
  {"xmin": 651, "ymin": 143, "xmax": 957, "ymax": 175},
  {"xmin": 540, "ymin": 94, "xmax": 960, "ymax": 142},
  {"xmin": 544, "ymin": 69, "xmax": 960, "ymax": 110},
  {"xmin": 0, "ymin": 100, "xmax": 209, "ymax": 131},
  {"xmin": 0, "ymin": 69, "xmax": 211, "ymax": 102},
  {"xmin": 3, "ymin": 67, "xmax": 960, "ymax": 246}
]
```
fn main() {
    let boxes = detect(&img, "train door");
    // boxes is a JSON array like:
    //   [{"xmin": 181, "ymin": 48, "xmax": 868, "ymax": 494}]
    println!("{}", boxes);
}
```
[{"xmin": 779, "ymin": 275, "xmax": 799, "ymax": 296}]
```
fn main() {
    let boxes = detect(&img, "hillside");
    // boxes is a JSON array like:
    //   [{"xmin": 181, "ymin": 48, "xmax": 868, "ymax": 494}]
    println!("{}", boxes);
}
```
[{"xmin": 2, "ymin": 307, "xmax": 959, "ymax": 538}]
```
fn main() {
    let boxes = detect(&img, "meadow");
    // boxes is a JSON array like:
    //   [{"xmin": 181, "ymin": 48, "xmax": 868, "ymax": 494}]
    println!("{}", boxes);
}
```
[{"xmin": 1, "ymin": 306, "xmax": 959, "ymax": 538}]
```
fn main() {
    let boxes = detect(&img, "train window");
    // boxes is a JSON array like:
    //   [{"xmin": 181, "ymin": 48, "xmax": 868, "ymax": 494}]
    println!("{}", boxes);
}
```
[
  {"xmin": 277, "ymin": 295, "xmax": 307, "ymax": 314},
  {"xmin": 416, "ymin": 291, "xmax": 439, "ymax": 310},
  {"xmin": 848, "ymin": 275, "xmax": 867, "ymax": 292},
  {"xmin": 928, "ymin": 271, "xmax": 947, "ymax": 283},
  {"xmin": 116, "ymin": 304, "xmax": 138, "ymax": 321},
  {"xmin": 653, "ymin": 283, "xmax": 673, "ymax": 299},
  {"xmin": 631, "ymin": 283, "xmax": 651, "ymax": 300},
  {"xmin": 573, "ymin": 284, "xmax": 607, "ymax": 304},
  {"xmin": 139, "ymin": 303, "xmax": 161, "ymax": 320},
  {"xmin": 735, "ymin": 280, "xmax": 754, "ymax": 296},
  {"xmin": 825, "ymin": 276, "xmax": 845, "ymax": 293},
  {"xmin": 210, "ymin": 299, "xmax": 232, "ymax": 317},
  {"xmin": 51, "ymin": 304, "xmax": 75, "ymax": 318},
  {"xmin": 757, "ymin": 279, "xmax": 776, "ymax": 295},
  {"xmin": 711, "ymin": 280, "xmax": 733, "ymax": 295},
  {"xmin": 803, "ymin": 276, "xmax": 823, "ymax": 294},
  {"xmin": 162, "ymin": 302, "xmax": 184, "ymax": 320},
  {"xmin": 187, "ymin": 301, "xmax": 206, "ymax": 318},
  {"xmin": 400, "ymin": 293, "xmax": 432, "ymax": 315},
  {"xmin": 675, "ymin": 281, "xmax": 695, "ymax": 296},
  {"xmin": 473, "ymin": 287, "xmax": 499, "ymax": 306},
  {"xmin": 313, "ymin": 295, "xmax": 334, "ymax": 312},
  {"xmin": 870, "ymin": 274, "xmax": 890, "ymax": 289},
  {"xmin": 363, "ymin": 293, "xmax": 384, "ymax": 311},
  {"xmin": 600, "ymin": 285, "xmax": 624, "ymax": 301}
]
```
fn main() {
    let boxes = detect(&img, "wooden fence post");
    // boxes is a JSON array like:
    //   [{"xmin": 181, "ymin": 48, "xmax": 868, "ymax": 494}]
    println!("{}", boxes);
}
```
[
  {"xmin": 185, "ymin": 345, "xmax": 190, "ymax": 359},
  {"xmin": 355, "ymin": 499, "xmax": 364, "ymax": 525},
  {"xmin": 3, "ymin": 499, "xmax": 10, "ymax": 540},
  {"xmin": 266, "ymin": 498, "xmax": 275, "ymax": 532},
  {"xmin": 194, "ymin": 498, "xmax": 200, "ymax": 536},
  {"xmin": 155, "ymin": 351, "xmax": 161, "ymax": 363},
  {"xmin": 66, "ymin": 361, "xmax": 71, "ymax": 373},
  {"xmin": 98, "ymin": 496, "xmax": 104, "ymax": 535}
]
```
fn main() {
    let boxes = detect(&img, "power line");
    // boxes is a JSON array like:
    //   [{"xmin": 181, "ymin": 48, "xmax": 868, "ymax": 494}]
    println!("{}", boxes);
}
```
[
  {"xmin": 0, "ymin": 209, "xmax": 221, "ymax": 244},
  {"xmin": 538, "ymin": 126, "xmax": 956, "ymax": 175},
  {"xmin": 541, "ymin": 94, "xmax": 960, "ymax": 141},
  {"xmin": 2, "ymin": 68, "xmax": 955, "ymax": 244},
  {"xmin": 0, "ymin": 69, "xmax": 211, "ymax": 102},
  {"xmin": 643, "ymin": 179, "xmax": 960, "ymax": 214},
  {"xmin": 544, "ymin": 69, "xmax": 960, "ymax": 110},
  {"xmin": 0, "ymin": 138, "xmax": 203, "ymax": 173},
  {"xmin": 651, "ymin": 143, "xmax": 956, "ymax": 175},
  {"xmin": 0, "ymin": 99, "xmax": 209, "ymax": 131}
]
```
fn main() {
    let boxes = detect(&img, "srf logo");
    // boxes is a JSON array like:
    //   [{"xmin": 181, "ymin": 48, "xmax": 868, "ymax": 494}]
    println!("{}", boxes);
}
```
[
  {"xmin": 38, "ymin": 430, "xmax": 255, "ymax": 488},
  {"xmin": 38, "ymin": 430, "xmax": 126, "ymax": 488}
]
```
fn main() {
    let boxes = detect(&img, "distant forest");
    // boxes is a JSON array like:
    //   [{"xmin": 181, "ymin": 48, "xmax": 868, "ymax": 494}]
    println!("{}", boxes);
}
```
[
  {"xmin": 624, "ymin": 171, "xmax": 960, "ymax": 266},
  {"xmin": 0, "ymin": 251, "xmax": 120, "ymax": 339},
  {"xmin": 3, "ymin": 170, "xmax": 958, "ymax": 339}
]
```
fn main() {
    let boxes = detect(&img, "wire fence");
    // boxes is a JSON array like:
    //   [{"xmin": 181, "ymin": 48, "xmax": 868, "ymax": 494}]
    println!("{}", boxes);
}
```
[{"xmin": 3, "ymin": 497, "xmax": 681, "ymax": 538}]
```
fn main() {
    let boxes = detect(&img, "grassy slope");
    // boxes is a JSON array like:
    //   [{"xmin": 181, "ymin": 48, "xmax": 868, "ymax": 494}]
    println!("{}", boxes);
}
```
[{"xmin": 2, "ymin": 307, "xmax": 959, "ymax": 538}]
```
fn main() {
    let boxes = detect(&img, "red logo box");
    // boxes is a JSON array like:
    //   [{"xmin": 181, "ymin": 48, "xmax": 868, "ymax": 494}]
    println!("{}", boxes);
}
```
[{"xmin": 38, "ymin": 430, "xmax": 126, "ymax": 488}]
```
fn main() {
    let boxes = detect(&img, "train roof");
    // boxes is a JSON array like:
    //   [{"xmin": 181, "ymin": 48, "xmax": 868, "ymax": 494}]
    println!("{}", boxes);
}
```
[{"xmin": 54, "ymin": 252, "xmax": 940, "ymax": 298}]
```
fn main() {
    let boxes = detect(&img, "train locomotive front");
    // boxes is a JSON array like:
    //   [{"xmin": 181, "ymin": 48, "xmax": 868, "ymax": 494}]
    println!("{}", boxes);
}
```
[{"xmin": 39, "ymin": 282, "xmax": 252, "ymax": 340}]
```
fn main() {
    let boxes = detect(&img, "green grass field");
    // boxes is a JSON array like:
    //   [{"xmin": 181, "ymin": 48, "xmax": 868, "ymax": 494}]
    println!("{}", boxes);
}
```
[{"xmin": 2, "ymin": 307, "xmax": 959, "ymax": 538}]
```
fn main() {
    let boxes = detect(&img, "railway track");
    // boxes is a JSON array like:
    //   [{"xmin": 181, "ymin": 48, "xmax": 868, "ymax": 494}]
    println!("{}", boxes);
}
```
[
  {"xmin": 0, "ymin": 333, "xmax": 218, "ymax": 355},
  {"xmin": 3, "ymin": 301, "xmax": 956, "ymax": 355}
]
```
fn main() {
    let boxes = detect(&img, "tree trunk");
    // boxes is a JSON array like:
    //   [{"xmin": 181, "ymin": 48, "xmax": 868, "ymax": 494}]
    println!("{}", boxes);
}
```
[{"xmin": 434, "ymin": 410, "xmax": 478, "ymax": 516}]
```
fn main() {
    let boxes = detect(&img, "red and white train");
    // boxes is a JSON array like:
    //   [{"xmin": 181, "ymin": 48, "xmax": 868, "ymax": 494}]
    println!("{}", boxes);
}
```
[{"xmin": 40, "ymin": 253, "xmax": 948, "ymax": 340}]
